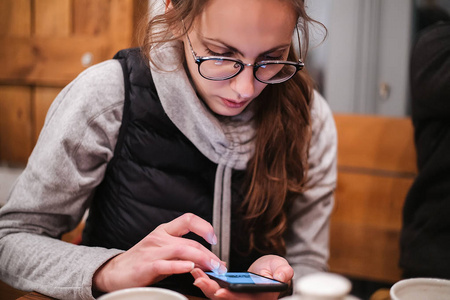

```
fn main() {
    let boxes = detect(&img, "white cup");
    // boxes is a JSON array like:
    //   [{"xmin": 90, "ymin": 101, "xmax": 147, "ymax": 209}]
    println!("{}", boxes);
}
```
[
  {"xmin": 295, "ymin": 272, "xmax": 352, "ymax": 300},
  {"xmin": 97, "ymin": 287, "xmax": 188, "ymax": 300},
  {"xmin": 390, "ymin": 278, "xmax": 450, "ymax": 300},
  {"xmin": 281, "ymin": 272, "xmax": 356, "ymax": 300}
]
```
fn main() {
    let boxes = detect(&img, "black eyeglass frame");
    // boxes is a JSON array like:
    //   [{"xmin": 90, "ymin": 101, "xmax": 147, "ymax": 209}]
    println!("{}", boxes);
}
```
[{"xmin": 184, "ymin": 23, "xmax": 305, "ymax": 84}]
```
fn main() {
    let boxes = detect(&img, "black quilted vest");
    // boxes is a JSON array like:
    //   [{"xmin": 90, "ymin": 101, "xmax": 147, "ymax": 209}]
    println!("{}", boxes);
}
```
[{"xmin": 81, "ymin": 48, "xmax": 262, "ymax": 295}]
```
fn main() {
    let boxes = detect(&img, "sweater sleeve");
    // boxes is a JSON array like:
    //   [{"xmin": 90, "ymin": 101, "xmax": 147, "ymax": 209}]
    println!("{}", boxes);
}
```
[
  {"xmin": 0, "ymin": 60, "xmax": 126, "ymax": 300},
  {"xmin": 285, "ymin": 91, "xmax": 337, "ymax": 281}
]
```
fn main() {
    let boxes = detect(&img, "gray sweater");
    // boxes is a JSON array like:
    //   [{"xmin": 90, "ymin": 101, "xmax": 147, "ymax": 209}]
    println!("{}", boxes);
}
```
[{"xmin": 0, "ymin": 53, "xmax": 337, "ymax": 299}]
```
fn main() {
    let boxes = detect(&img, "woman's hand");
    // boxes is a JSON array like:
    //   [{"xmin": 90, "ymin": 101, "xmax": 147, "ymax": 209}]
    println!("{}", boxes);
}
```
[
  {"xmin": 93, "ymin": 213, "xmax": 227, "ymax": 292},
  {"xmin": 191, "ymin": 255, "xmax": 293, "ymax": 299},
  {"xmin": 248, "ymin": 255, "xmax": 294, "ymax": 284}
]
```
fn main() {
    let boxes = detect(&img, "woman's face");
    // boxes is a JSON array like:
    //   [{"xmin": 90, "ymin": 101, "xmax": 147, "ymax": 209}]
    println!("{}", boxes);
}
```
[{"xmin": 182, "ymin": 0, "xmax": 298, "ymax": 116}]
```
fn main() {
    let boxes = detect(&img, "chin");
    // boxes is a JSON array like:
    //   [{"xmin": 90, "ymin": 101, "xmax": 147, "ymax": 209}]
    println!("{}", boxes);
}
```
[{"xmin": 214, "ymin": 108, "xmax": 245, "ymax": 117}]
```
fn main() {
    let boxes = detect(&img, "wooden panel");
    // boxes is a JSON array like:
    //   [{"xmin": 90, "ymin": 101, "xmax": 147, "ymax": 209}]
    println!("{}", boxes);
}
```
[
  {"xmin": 0, "ymin": 0, "xmax": 31, "ymax": 37},
  {"xmin": 0, "ymin": 86, "xmax": 33, "ymax": 165},
  {"xmin": 332, "ymin": 172, "xmax": 412, "ymax": 229},
  {"xmin": 0, "ymin": 36, "xmax": 114, "ymax": 86},
  {"xmin": 108, "ymin": 0, "xmax": 137, "ymax": 52},
  {"xmin": 329, "ymin": 172, "xmax": 413, "ymax": 282},
  {"xmin": 33, "ymin": 87, "xmax": 61, "ymax": 143},
  {"xmin": 109, "ymin": 0, "xmax": 134, "ymax": 41},
  {"xmin": 330, "ymin": 222, "xmax": 402, "ymax": 282},
  {"xmin": 0, "ymin": 0, "xmax": 146, "ymax": 165},
  {"xmin": 329, "ymin": 114, "xmax": 417, "ymax": 283},
  {"xmin": 132, "ymin": 0, "xmax": 149, "ymax": 47},
  {"xmin": 34, "ymin": 0, "xmax": 71, "ymax": 37},
  {"xmin": 73, "ymin": 0, "xmax": 110, "ymax": 35},
  {"xmin": 0, "ymin": 0, "xmax": 146, "ymax": 86},
  {"xmin": 334, "ymin": 114, "xmax": 417, "ymax": 174}
]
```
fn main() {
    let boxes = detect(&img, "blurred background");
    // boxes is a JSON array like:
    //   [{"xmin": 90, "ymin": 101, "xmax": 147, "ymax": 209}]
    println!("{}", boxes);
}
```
[{"xmin": 306, "ymin": 0, "xmax": 449, "ymax": 116}]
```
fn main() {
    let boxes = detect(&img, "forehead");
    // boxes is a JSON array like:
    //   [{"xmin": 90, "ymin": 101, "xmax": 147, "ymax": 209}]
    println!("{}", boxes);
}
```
[{"xmin": 195, "ymin": 0, "xmax": 297, "ymax": 49}]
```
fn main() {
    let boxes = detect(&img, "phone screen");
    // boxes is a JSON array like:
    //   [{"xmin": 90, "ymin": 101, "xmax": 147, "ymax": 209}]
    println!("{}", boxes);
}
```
[{"xmin": 205, "ymin": 271, "xmax": 288, "ymax": 292}]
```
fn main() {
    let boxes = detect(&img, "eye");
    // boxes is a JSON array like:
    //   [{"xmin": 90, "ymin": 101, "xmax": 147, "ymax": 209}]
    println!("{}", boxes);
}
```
[
  {"xmin": 263, "ymin": 55, "xmax": 284, "ymax": 60},
  {"xmin": 261, "ymin": 50, "xmax": 288, "ymax": 61},
  {"xmin": 205, "ymin": 48, "xmax": 233, "ymax": 57}
]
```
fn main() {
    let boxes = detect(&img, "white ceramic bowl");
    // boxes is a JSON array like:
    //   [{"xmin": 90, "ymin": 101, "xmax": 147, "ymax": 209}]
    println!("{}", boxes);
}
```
[
  {"xmin": 97, "ymin": 287, "xmax": 188, "ymax": 300},
  {"xmin": 390, "ymin": 278, "xmax": 450, "ymax": 300}
]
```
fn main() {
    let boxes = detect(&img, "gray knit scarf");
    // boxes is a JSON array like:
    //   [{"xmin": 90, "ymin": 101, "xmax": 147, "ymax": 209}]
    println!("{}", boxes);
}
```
[{"xmin": 149, "ymin": 38, "xmax": 255, "ymax": 266}]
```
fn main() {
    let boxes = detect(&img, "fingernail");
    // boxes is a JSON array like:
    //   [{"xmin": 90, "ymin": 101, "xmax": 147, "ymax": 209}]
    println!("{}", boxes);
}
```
[
  {"xmin": 208, "ymin": 232, "xmax": 217, "ymax": 245},
  {"xmin": 214, "ymin": 289, "xmax": 226, "ymax": 297},
  {"xmin": 193, "ymin": 279, "xmax": 201, "ymax": 287},
  {"xmin": 274, "ymin": 272, "xmax": 285, "ymax": 282},
  {"xmin": 218, "ymin": 264, "xmax": 227, "ymax": 275},
  {"xmin": 188, "ymin": 262, "xmax": 195, "ymax": 270},
  {"xmin": 210, "ymin": 259, "xmax": 220, "ymax": 271}
]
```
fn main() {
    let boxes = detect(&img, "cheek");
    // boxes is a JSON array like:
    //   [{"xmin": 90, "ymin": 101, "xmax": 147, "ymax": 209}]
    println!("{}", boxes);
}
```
[
  {"xmin": 184, "ymin": 55, "xmax": 208, "ymax": 92},
  {"xmin": 184, "ymin": 54, "xmax": 198, "ymax": 79},
  {"xmin": 190, "ymin": 67, "xmax": 229, "ymax": 100},
  {"xmin": 254, "ymin": 81, "xmax": 268, "ymax": 96}
]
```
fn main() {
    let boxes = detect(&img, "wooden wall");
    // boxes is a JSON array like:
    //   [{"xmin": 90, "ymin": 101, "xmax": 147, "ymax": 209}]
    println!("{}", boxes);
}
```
[
  {"xmin": 0, "ymin": 0, "xmax": 148, "ymax": 166},
  {"xmin": 329, "ymin": 114, "xmax": 417, "ymax": 283}
]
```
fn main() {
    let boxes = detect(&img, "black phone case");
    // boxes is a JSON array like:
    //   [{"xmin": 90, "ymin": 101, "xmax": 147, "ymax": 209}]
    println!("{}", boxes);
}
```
[{"xmin": 206, "ymin": 272, "xmax": 288, "ymax": 293}]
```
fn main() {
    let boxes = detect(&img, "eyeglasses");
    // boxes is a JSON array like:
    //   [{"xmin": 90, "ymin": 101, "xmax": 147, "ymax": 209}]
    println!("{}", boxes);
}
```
[{"xmin": 184, "ymin": 25, "xmax": 305, "ymax": 84}]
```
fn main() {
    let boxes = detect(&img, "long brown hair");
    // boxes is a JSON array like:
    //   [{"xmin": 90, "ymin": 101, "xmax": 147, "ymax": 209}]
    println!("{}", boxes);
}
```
[{"xmin": 142, "ymin": 0, "xmax": 321, "ymax": 256}]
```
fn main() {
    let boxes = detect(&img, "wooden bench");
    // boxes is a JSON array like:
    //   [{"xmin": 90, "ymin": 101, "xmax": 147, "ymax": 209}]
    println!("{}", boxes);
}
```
[{"xmin": 329, "ymin": 114, "xmax": 417, "ymax": 283}]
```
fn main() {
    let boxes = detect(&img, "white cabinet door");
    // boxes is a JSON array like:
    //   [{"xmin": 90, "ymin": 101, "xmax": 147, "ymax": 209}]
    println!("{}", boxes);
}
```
[{"xmin": 320, "ymin": 0, "xmax": 413, "ymax": 116}]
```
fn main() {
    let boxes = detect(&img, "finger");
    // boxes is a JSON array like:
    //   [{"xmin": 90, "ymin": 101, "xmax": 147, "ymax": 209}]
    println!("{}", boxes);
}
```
[
  {"xmin": 161, "ymin": 213, "xmax": 217, "ymax": 245},
  {"xmin": 149, "ymin": 260, "xmax": 196, "ymax": 276},
  {"xmin": 141, "ymin": 229, "xmax": 214, "ymax": 256},
  {"xmin": 170, "ymin": 234, "xmax": 213, "ymax": 251},
  {"xmin": 191, "ymin": 268, "xmax": 210, "ymax": 280},
  {"xmin": 248, "ymin": 255, "xmax": 293, "ymax": 282},
  {"xmin": 151, "ymin": 244, "xmax": 224, "ymax": 272},
  {"xmin": 253, "ymin": 265, "xmax": 292, "ymax": 283},
  {"xmin": 270, "ymin": 264, "xmax": 294, "ymax": 283},
  {"xmin": 193, "ymin": 277, "xmax": 222, "ymax": 299},
  {"xmin": 213, "ymin": 289, "xmax": 243, "ymax": 300},
  {"xmin": 132, "ymin": 260, "xmax": 197, "ymax": 286},
  {"xmin": 169, "ymin": 237, "xmax": 227, "ymax": 273},
  {"xmin": 191, "ymin": 269, "xmax": 277, "ymax": 300},
  {"xmin": 191, "ymin": 269, "xmax": 222, "ymax": 299},
  {"xmin": 256, "ymin": 268, "xmax": 273, "ymax": 278}
]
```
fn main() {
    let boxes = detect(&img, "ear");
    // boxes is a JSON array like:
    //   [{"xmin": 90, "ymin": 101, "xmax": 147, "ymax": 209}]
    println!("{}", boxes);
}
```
[
  {"xmin": 165, "ymin": 0, "xmax": 185, "ymax": 40},
  {"xmin": 165, "ymin": 0, "xmax": 173, "ymax": 12}
]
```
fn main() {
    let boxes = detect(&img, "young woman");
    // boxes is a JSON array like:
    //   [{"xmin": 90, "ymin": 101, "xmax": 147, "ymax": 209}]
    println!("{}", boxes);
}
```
[{"xmin": 0, "ymin": 0, "xmax": 337, "ymax": 299}]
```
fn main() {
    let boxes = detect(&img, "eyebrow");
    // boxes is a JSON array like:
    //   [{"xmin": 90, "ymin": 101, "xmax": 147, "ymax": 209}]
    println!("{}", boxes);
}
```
[{"xmin": 202, "ymin": 37, "xmax": 291, "ymax": 57}]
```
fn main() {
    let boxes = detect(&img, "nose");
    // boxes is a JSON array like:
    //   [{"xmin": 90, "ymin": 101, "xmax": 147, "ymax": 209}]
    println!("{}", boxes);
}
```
[{"xmin": 231, "ymin": 65, "xmax": 256, "ymax": 99}]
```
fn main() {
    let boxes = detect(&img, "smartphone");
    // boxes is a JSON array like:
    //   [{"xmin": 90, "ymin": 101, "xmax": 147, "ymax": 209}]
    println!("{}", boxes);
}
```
[{"xmin": 205, "ymin": 271, "xmax": 288, "ymax": 293}]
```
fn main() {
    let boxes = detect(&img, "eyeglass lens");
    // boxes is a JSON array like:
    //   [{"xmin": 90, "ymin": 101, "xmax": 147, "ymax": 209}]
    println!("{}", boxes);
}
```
[
  {"xmin": 199, "ymin": 59, "xmax": 297, "ymax": 83},
  {"xmin": 199, "ymin": 59, "xmax": 241, "ymax": 80},
  {"xmin": 255, "ymin": 63, "xmax": 296, "ymax": 83}
]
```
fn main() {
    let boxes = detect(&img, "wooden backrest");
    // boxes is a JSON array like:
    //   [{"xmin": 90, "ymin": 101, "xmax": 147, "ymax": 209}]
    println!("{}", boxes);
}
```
[{"xmin": 329, "ymin": 114, "xmax": 417, "ymax": 283}]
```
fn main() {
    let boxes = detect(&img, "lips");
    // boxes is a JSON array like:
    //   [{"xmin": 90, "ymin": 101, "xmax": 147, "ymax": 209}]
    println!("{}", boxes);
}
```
[{"xmin": 220, "ymin": 97, "xmax": 248, "ymax": 108}]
